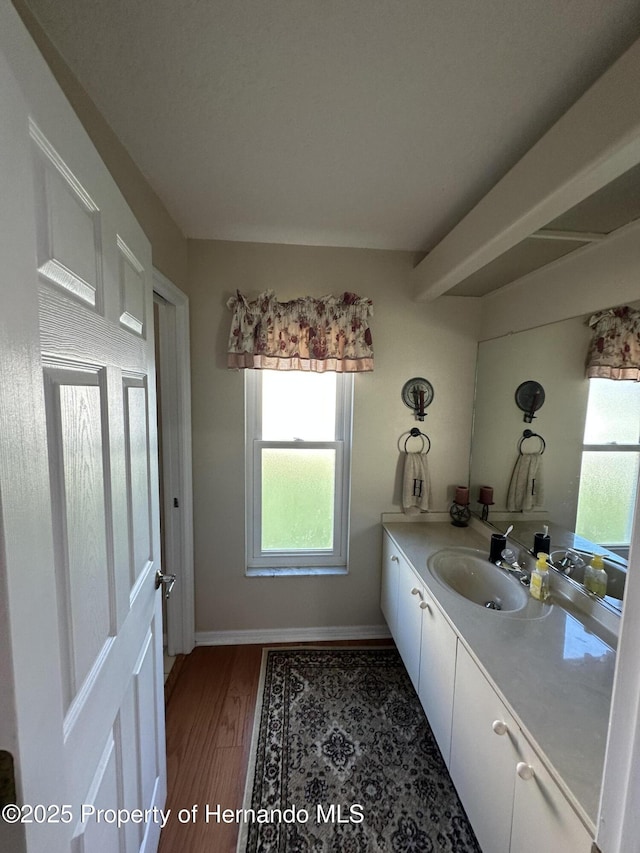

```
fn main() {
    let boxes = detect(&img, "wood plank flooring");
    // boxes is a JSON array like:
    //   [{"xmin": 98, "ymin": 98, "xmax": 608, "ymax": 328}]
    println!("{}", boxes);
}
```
[{"xmin": 158, "ymin": 641, "xmax": 390, "ymax": 853}]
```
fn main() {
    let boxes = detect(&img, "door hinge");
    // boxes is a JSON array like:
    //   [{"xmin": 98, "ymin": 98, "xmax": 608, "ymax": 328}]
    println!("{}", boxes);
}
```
[
  {"xmin": 0, "ymin": 751, "xmax": 17, "ymax": 806},
  {"xmin": 173, "ymin": 497, "xmax": 179, "ymax": 508}
]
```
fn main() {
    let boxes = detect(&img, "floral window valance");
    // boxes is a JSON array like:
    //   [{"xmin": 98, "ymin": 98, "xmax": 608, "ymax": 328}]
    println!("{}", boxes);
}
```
[
  {"xmin": 586, "ymin": 305, "xmax": 640, "ymax": 380},
  {"xmin": 227, "ymin": 290, "xmax": 374, "ymax": 372}
]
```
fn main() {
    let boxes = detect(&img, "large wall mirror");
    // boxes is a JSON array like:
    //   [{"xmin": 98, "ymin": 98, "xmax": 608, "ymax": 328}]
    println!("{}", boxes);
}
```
[
  {"xmin": 469, "ymin": 306, "xmax": 640, "ymax": 610},
  {"xmin": 429, "ymin": 46, "xmax": 640, "ymax": 840}
]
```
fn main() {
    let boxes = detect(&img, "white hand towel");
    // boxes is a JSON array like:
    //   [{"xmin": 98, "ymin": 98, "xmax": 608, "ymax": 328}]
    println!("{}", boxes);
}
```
[
  {"xmin": 507, "ymin": 452, "xmax": 544, "ymax": 511},
  {"xmin": 402, "ymin": 452, "xmax": 431, "ymax": 514}
]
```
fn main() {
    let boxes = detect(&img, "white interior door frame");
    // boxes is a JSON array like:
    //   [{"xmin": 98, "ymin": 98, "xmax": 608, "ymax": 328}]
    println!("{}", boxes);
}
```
[
  {"xmin": 153, "ymin": 269, "xmax": 194, "ymax": 655},
  {"xmin": 597, "ymin": 474, "xmax": 640, "ymax": 852}
]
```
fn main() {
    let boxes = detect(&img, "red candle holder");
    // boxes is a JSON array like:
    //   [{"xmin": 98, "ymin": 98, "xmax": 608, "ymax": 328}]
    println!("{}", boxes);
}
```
[
  {"xmin": 478, "ymin": 486, "xmax": 494, "ymax": 521},
  {"xmin": 454, "ymin": 486, "xmax": 469, "ymax": 506},
  {"xmin": 450, "ymin": 485, "xmax": 471, "ymax": 526}
]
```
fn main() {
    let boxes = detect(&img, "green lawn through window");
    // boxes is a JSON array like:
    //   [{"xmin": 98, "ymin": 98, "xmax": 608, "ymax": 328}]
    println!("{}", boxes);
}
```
[
  {"xmin": 576, "ymin": 451, "xmax": 639, "ymax": 546},
  {"xmin": 261, "ymin": 449, "xmax": 335, "ymax": 551}
]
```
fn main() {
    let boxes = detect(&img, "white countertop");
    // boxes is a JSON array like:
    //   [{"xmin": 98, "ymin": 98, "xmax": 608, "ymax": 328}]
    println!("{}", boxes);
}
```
[{"xmin": 383, "ymin": 520, "xmax": 616, "ymax": 830}]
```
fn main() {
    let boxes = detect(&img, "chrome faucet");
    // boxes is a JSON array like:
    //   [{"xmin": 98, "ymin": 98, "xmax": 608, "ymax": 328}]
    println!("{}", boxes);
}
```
[
  {"xmin": 551, "ymin": 549, "xmax": 584, "ymax": 575},
  {"xmin": 495, "ymin": 547, "xmax": 531, "ymax": 586}
]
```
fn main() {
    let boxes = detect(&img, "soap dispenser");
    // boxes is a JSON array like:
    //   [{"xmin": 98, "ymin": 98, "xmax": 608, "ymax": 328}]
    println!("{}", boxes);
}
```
[
  {"xmin": 584, "ymin": 554, "xmax": 608, "ymax": 597},
  {"xmin": 530, "ymin": 552, "xmax": 550, "ymax": 602}
]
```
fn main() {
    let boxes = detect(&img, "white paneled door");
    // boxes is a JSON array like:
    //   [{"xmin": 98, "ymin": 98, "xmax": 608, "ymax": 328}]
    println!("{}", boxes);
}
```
[{"xmin": 0, "ymin": 5, "xmax": 166, "ymax": 852}]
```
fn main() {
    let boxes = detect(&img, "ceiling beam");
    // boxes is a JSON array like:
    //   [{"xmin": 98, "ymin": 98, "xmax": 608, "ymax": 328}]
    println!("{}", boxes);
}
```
[
  {"xmin": 529, "ymin": 229, "xmax": 607, "ymax": 242},
  {"xmin": 412, "ymin": 37, "xmax": 640, "ymax": 301}
]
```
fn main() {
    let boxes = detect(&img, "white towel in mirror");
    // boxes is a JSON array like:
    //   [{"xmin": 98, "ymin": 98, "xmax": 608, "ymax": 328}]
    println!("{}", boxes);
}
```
[{"xmin": 507, "ymin": 452, "xmax": 544, "ymax": 511}]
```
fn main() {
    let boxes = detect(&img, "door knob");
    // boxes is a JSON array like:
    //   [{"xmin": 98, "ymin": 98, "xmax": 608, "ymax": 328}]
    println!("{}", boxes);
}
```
[{"xmin": 155, "ymin": 569, "xmax": 176, "ymax": 599}]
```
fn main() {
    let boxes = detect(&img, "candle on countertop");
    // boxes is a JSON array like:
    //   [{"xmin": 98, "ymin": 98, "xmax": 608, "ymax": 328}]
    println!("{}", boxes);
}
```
[
  {"xmin": 479, "ymin": 486, "xmax": 494, "ymax": 505},
  {"xmin": 454, "ymin": 486, "xmax": 469, "ymax": 505}
]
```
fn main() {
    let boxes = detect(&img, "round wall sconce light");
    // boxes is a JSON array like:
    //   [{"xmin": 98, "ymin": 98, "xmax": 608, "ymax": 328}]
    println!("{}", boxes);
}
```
[
  {"xmin": 402, "ymin": 377, "xmax": 434, "ymax": 421},
  {"xmin": 515, "ymin": 380, "xmax": 545, "ymax": 423}
]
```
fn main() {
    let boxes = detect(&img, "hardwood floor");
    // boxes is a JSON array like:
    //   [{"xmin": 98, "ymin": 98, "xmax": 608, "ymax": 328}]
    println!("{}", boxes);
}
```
[{"xmin": 158, "ymin": 641, "xmax": 390, "ymax": 853}]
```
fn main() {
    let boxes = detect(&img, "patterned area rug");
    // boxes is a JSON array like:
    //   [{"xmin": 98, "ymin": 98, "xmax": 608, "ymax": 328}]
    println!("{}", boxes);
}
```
[{"xmin": 237, "ymin": 647, "xmax": 481, "ymax": 852}]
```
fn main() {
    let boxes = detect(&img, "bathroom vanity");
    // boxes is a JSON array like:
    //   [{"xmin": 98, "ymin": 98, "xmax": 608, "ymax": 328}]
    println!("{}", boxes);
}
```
[{"xmin": 381, "ymin": 519, "xmax": 616, "ymax": 853}]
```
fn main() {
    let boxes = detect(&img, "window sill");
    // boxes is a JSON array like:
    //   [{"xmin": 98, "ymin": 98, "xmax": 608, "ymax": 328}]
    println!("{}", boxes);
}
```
[{"xmin": 246, "ymin": 565, "xmax": 349, "ymax": 578}]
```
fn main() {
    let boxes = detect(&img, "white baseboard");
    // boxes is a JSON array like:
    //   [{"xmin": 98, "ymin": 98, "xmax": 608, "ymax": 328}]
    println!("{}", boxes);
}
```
[{"xmin": 194, "ymin": 624, "xmax": 392, "ymax": 647}]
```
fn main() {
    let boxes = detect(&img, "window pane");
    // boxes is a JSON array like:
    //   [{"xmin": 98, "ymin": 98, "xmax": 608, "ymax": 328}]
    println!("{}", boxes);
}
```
[
  {"xmin": 261, "ymin": 449, "xmax": 335, "ymax": 550},
  {"xmin": 262, "ymin": 371, "xmax": 337, "ymax": 440},
  {"xmin": 575, "ymin": 451, "xmax": 639, "ymax": 545},
  {"xmin": 583, "ymin": 379, "xmax": 640, "ymax": 444}
]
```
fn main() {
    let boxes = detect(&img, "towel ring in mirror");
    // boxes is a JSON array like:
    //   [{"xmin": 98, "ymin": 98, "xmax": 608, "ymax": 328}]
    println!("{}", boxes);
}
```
[{"xmin": 518, "ymin": 429, "xmax": 546, "ymax": 455}]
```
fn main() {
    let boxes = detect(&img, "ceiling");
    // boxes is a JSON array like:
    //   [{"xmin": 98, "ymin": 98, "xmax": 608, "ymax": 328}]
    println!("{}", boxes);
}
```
[{"xmin": 20, "ymin": 0, "xmax": 640, "ymax": 259}]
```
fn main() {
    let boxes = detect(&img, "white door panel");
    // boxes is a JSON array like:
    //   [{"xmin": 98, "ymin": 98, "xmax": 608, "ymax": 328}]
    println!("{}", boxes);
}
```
[
  {"xmin": 0, "ymin": 4, "xmax": 166, "ymax": 851},
  {"xmin": 71, "ymin": 735, "xmax": 121, "ymax": 853},
  {"xmin": 124, "ymin": 379, "xmax": 154, "ymax": 591},
  {"xmin": 31, "ymin": 120, "xmax": 103, "ymax": 310},
  {"xmin": 118, "ymin": 238, "xmax": 147, "ymax": 335},
  {"xmin": 43, "ymin": 366, "xmax": 114, "ymax": 713}
]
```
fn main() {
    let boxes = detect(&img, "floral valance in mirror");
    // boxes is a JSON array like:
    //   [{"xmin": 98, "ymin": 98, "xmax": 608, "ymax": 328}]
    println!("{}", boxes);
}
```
[{"xmin": 586, "ymin": 305, "xmax": 640, "ymax": 380}]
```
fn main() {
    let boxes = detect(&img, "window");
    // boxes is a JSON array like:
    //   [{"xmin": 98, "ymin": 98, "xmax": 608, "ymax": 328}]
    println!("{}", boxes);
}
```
[
  {"xmin": 245, "ymin": 370, "xmax": 353, "ymax": 574},
  {"xmin": 575, "ymin": 379, "xmax": 640, "ymax": 548}
]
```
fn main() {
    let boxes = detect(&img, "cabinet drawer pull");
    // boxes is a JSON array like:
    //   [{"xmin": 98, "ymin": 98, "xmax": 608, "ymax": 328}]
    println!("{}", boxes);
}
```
[
  {"xmin": 391, "ymin": 555, "xmax": 399, "ymax": 562},
  {"xmin": 419, "ymin": 600, "xmax": 430, "ymax": 611},
  {"xmin": 516, "ymin": 762, "xmax": 535, "ymax": 781},
  {"xmin": 492, "ymin": 720, "xmax": 508, "ymax": 736},
  {"xmin": 411, "ymin": 587, "xmax": 423, "ymax": 598}
]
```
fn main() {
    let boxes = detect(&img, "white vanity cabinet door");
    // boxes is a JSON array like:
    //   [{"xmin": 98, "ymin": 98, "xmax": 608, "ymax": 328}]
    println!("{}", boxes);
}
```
[
  {"xmin": 452, "ymin": 644, "xmax": 593, "ymax": 853},
  {"xmin": 417, "ymin": 589, "xmax": 457, "ymax": 767},
  {"xmin": 510, "ymin": 738, "xmax": 592, "ymax": 853},
  {"xmin": 381, "ymin": 531, "xmax": 401, "ymax": 639},
  {"xmin": 395, "ymin": 556, "xmax": 425, "ymax": 692},
  {"xmin": 450, "ymin": 643, "xmax": 518, "ymax": 853}
]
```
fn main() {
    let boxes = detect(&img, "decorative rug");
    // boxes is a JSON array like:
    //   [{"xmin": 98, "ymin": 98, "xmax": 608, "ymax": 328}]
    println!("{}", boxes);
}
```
[{"xmin": 237, "ymin": 647, "xmax": 481, "ymax": 852}]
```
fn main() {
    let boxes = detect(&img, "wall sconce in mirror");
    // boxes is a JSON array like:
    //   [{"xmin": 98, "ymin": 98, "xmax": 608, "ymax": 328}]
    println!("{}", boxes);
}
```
[
  {"xmin": 515, "ymin": 380, "xmax": 545, "ymax": 423},
  {"xmin": 402, "ymin": 377, "xmax": 434, "ymax": 421}
]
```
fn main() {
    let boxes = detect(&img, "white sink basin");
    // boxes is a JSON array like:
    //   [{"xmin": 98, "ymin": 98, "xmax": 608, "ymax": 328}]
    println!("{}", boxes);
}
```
[{"xmin": 427, "ymin": 547, "xmax": 529, "ymax": 612}]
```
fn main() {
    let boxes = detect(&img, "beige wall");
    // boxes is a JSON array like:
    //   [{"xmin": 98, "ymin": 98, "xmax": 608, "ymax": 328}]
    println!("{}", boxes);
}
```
[
  {"xmin": 13, "ymin": 0, "xmax": 188, "ymax": 290},
  {"xmin": 188, "ymin": 240, "xmax": 482, "ymax": 635}
]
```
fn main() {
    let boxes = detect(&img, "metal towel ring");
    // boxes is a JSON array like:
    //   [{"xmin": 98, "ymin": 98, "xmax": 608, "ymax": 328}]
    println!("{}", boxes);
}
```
[
  {"xmin": 403, "ymin": 427, "xmax": 431, "ymax": 454},
  {"xmin": 518, "ymin": 429, "xmax": 545, "ymax": 455}
]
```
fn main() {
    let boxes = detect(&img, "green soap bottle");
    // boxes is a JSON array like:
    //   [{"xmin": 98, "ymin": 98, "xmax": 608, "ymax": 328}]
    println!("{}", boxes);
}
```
[
  {"xmin": 530, "ymin": 552, "xmax": 550, "ymax": 602},
  {"xmin": 584, "ymin": 554, "xmax": 608, "ymax": 597}
]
